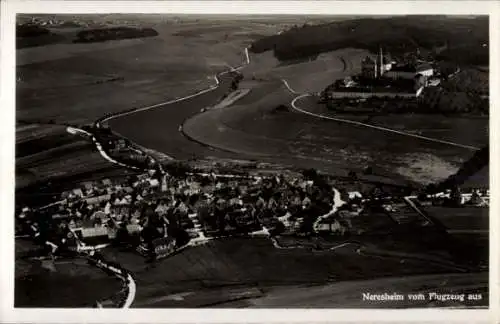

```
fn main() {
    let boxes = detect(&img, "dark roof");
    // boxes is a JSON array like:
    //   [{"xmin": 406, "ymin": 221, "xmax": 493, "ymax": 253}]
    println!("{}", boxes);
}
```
[
  {"xmin": 362, "ymin": 56, "xmax": 375, "ymax": 64},
  {"xmin": 416, "ymin": 63, "xmax": 433, "ymax": 72},
  {"xmin": 390, "ymin": 64, "xmax": 416, "ymax": 72},
  {"xmin": 363, "ymin": 55, "xmax": 391, "ymax": 65},
  {"xmin": 334, "ymin": 84, "xmax": 416, "ymax": 94},
  {"xmin": 390, "ymin": 63, "xmax": 433, "ymax": 73}
]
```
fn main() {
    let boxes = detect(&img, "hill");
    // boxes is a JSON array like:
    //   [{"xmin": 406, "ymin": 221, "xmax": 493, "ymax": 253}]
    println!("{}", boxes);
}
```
[{"xmin": 250, "ymin": 16, "xmax": 488, "ymax": 66}]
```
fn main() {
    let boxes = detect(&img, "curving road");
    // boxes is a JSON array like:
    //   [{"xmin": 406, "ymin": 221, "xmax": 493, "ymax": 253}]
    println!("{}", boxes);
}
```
[
  {"xmin": 100, "ymin": 49, "xmax": 249, "ymax": 126},
  {"xmin": 284, "ymin": 81, "xmax": 480, "ymax": 152},
  {"xmin": 105, "ymin": 49, "xmax": 251, "ymax": 160}
]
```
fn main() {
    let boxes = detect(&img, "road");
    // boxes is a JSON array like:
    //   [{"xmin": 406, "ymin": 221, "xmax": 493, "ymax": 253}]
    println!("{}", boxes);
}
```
[
  {"xmin": 286, "ymin": 83, "xmax": 480, "ymax": 152},
  {"xmin": 105, "ymin": 48, "xmax": 250, "ymax": 161},
  {"xmin": 107, "ymin": 74, "xmax": 241, "ymax": 160}
]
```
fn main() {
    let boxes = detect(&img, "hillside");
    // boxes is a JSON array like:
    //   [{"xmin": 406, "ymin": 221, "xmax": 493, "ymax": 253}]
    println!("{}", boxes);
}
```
[{"xmin": 250, "ymin": 16, "xmax": 488, "ymax": 66}]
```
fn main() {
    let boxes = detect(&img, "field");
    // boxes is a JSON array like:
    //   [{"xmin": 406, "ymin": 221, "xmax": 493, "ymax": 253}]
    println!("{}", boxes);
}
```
[
  {"xmin": 182, "ymin": 82, "xmax": 486, "ymax": 185},
  {"xmin": 242, "ymin": 272, "xmax": 488, "ymax": 308},
  {"xmin": 15, "ymin": 15, "xmax": 295, "ymax": 192},
  {"xmin": 16, "ymin": 15, "xmax": 320, "ymax": 189},
  {"xmin": 17, "ymin": 14, "xmax": 310, "ymax": 125},
  {"xmin": 15, "ymin": 240, "xmax": 122, "ymax": 307},
  {"xmin": 426, "ymin": 206, "xmax": 489, "ymax": 232},
  {"xmin": 15, "ymin": 123, "xmax": 135, "ymax": 207},
  {"xmin": 97, "ymin": 236, "xmax": 486, "ymax": 308}
]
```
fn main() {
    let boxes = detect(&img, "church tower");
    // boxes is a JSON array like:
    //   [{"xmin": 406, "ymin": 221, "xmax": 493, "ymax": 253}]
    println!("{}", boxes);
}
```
[{"xmin": 379, "ymin": 46, "xmax": 384, "ymax": 77}]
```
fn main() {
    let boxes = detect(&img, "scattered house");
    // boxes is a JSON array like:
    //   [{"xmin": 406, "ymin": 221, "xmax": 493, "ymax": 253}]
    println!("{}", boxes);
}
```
[
  {"xmin": 315, "ymin": 217, "xmax": 347, "ymax": 235},
  {"xmin": 427, "ymin": 78, "xmax": 441, "ymax": 87}
]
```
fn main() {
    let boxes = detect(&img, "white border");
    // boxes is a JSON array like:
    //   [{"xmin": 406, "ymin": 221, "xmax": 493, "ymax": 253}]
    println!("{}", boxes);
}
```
[{"xmin": 1, "ymin": 1, "xmax": 499, "ymax": 323}]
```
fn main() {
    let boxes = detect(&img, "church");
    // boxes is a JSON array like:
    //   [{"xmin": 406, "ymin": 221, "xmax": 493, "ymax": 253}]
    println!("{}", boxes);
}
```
[
  {"xmin": 325, "ymin": 47, "xmax": 436, "ymax": 100},
  {"xmin": 361, "ymin": 47, "xmax": 393, "ymax": 79}
]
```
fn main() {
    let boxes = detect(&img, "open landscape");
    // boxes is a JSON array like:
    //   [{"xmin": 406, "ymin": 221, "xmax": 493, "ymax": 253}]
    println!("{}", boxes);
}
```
[{"xmin": 15, "ymin": 14, "xmax": 489, "ymax": 309}]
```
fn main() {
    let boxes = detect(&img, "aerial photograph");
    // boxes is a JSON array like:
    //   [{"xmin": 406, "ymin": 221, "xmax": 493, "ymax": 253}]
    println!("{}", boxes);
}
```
[{"xmin": 14, "ymin": 14, "xmax": 489, "ymax": 308}]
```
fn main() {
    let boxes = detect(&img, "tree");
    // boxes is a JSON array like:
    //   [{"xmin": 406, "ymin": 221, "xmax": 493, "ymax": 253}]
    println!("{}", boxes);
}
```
[
  {"xmin": 230, "ymin": 80, "xmax": 238, "ymax": 91},
  {"xmin": 302, "ymin": 168, "xmax": 318, "ymax": 180}
]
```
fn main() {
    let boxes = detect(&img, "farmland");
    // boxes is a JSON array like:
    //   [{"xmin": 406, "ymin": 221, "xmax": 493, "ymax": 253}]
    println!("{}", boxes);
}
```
[
  {"xmin": 15, "ymin": 239, "xmax": 123, "ymax": 307},
  {"xmin": 98, "ymin": 237, "xmax": 477, "ymax": 308}
]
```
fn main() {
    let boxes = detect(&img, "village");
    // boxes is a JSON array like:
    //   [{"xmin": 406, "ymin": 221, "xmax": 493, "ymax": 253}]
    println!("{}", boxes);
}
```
[{"xmin": 16, "ymin": 138, "xmax": 489, "ymax": 262}]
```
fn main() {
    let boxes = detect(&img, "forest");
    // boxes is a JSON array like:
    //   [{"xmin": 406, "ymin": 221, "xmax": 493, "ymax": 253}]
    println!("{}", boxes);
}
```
[{"xmin": 250, "ymin": 16, "xmax": 489, "ymax": 66}]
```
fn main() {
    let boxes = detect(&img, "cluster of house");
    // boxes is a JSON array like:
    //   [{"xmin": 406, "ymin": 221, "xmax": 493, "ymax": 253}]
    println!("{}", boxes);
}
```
[
  {"xmin": 23, "ymin": 17, "xmax": 90, "ymax": 28},
  {"xmin": 16, "ymin": 171, "xmax": 163, "ymax": 250},
  {"xmin": 422, "ymin": 188, "xmax": 490, "ymax": 207},
  {"xmin": 91, "ymin": 125, "xmax": 160, "ymax": 171},
  {"xmin": 16, "ymin": 159, "xmax": 489, "ymax": 257}
]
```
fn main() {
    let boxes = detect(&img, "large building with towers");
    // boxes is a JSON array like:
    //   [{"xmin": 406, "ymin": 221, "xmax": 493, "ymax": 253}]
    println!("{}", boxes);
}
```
[{"xmin": 326, "ymin": 46, "xmax": 436, "ymax": 100}]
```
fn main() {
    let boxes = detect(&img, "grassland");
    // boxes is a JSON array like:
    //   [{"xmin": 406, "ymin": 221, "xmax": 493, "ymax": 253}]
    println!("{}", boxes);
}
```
[
  {"xmin": 242, "ymin": 272, "xmax": 488, "ymax": 308},
  {"xmin": 182, "ymin": 48, "xmax": 487, "ymax": 185},
  {"xmin": 293, "ymin": 95, "xmax": 488, "ymax": 183},
  {"xmin": 15, "ymin": 239, "xmax": 123, "ymax": 307},
  {"xmin": 99, "ymin": 236, "xmax": 471, "ymax": 308},
  {"xmin": 17, "ymin": 15, "xmax": 289, "ymax": 125},
  {"xmin": 14, "ymin": 122, "xmax": 136, "ymax": 209}
]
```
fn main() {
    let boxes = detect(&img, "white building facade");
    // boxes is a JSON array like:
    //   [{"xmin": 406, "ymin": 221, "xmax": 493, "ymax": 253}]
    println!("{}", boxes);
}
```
[{"xmin": 329, "ymin": 87, "xmax": 423, "ymax": 99}]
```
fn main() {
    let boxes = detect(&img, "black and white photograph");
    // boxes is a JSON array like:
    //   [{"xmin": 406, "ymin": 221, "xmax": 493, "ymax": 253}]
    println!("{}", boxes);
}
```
[{"xmin": 2, "ymin": 0, "xmax": 496, "ymax": 319}]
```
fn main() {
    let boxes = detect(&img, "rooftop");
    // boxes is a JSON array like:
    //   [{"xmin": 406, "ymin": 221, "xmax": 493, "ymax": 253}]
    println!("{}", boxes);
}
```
[
  {"xmin": 362, "ymin": 55, "xmax": 391, "ymax": 65},
  {"xmin": 334, "ymin": 85, "xmax": 418, "ymax": 94},
  {"xmin": 334, "ymin": 76, "xmax": 418, "ymax": 94},
  {"xmin": 390, "ymin": 63, "xmax": 433, "ymax": 73}
]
